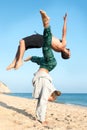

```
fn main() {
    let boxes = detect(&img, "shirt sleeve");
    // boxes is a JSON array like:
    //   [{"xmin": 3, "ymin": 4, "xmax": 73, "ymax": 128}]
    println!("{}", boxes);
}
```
[{"xmin": 31, "ymin": 56, "xmax": 43, "ymax": 65}]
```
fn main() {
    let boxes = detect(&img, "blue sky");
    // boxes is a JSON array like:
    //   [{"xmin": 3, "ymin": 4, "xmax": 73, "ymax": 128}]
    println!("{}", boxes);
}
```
[{"xmin": 0, "ymin": 0, "xmax": 87, "ymax": 93}]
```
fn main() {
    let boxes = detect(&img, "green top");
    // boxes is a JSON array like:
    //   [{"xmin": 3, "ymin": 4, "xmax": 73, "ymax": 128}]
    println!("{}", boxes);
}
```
[
  {"xmin": 31, "ymin": 26, "xmax": 57, "ymax": 72},
  {"xmin": 31, "ymin": 56, "xmax": 57, "ymax": 72}
]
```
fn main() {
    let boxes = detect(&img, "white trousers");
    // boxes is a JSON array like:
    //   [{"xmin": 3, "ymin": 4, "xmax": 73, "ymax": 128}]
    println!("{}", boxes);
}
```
[{"xmin": 32, "ymin": 71, "xmax": 56, "ymax": 122}]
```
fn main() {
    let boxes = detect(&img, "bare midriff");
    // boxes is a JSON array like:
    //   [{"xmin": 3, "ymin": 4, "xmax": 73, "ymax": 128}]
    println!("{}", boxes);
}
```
[{"xmin": 38, "ymin": 68, "xmax": 49, "ymax": 73}]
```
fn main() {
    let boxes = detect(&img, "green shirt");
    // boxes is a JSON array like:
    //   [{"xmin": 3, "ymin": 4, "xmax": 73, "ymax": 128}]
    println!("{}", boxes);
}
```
[
  {"xmin": 31, "ymin": 26, "xmax": 57, "ymax": 72},
  {"xmin": 31, "ymin": 56, "xmax": 57, "ymax": 72}
]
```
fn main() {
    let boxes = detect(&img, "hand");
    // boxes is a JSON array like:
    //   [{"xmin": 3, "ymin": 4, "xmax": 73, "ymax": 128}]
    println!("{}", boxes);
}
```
[
  {"xmin": 64, "ymin": 13, "xmax": 67, "ymax": 21},
  {"xmin": 24, "ymin": 56, "xmax": 32, "ymax": 62}
]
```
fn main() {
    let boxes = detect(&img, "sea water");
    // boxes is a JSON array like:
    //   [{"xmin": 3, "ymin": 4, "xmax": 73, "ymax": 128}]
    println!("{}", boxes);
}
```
[{"xmin": 6, "ymin": 93, "xmax": 87, "ymax": 107}]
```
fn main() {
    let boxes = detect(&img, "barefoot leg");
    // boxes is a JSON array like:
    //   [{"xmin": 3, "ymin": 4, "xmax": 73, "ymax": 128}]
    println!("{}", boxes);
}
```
[
  {"xmin": 6, "ymin": 60, "xmax": 16, "ymax": 70},
  {"xmin": 6, "ymin": 45, "xmax": 20, "ymax": 70},
  {"xmin": 15, "ymin": 40, "xmax": 25, "ymax": 69},
  {"xmin": 40, "ymin": 10, "xmax": 50, "ymax": 28}
]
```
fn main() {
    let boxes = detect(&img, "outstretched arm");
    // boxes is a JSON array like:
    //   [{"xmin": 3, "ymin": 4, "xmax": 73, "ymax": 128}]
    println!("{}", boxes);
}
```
[
  {"xmin": 62, "ymin": 13, "xmax": 67, "ymax": 47},
  {"xmin": 24, "ymin": 56, "xmax": 43, "ymax": 65},
  {"xmin": 24, "ymin": 56, "xmax": 32, "ymax": 62}
]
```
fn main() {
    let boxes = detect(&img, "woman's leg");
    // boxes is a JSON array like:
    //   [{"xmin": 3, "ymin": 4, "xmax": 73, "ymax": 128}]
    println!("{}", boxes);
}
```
[
  {"xmin": 40, "ymin": 10, "xmax": 57, "ymax": 71},
  {"xmin": 40, "ymin": 10, "xmax": 50, "ymax": 28}
]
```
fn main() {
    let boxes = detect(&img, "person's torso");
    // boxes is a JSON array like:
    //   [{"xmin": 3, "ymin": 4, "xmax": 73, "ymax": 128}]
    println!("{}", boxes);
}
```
[
  {"xmin": 51, "ymin": 36, "xmax": 62, "ymax": 52},
  {"xmin": 39, "ymin": 57, "xmax": 57, "ymax": 72}
]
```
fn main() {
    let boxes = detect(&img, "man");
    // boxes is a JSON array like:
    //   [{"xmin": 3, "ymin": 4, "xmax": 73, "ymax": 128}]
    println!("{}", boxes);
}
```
[
  {"xmin": 6, "ymin": 11, "xmax": 70, "ymax": 70},
  {"xmin": 24, "ymin": 10, "xmax": 61, "ymax": 124}
]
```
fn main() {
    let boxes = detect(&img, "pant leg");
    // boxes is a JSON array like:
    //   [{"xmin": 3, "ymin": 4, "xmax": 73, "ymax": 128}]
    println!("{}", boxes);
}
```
[
  {"xmin": 43, "ymin": 26, "xmax": 54, "ymax": 60},
  {"xmin": 36, "ymin": 78, "xmax": 51, "ymax": 122},
  {"xmin": 36, "ymin": 96, "xmax": 48, "ymax": 122},
  {"xmin": 42, "ymin": 26, "xmax": 57, "ymax": 71}
]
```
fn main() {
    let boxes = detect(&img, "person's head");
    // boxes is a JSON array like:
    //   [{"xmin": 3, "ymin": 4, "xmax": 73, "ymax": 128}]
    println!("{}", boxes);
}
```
[
  {"xmin": 61, "ymin": 48, "xmax": 70, "ymax": 59},
  {"xmin": 48, "ymin": 90, "xmax": 61, "ymax": 102},
  {"xmin": 59, "ymin": 39, "xmax": 70, "ymax": 59}
]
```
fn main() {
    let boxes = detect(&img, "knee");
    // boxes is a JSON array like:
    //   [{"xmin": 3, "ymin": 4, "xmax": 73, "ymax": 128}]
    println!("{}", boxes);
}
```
[{"xmin": 19, "ymin": 39, "xmax": 25, "ymax": 46}]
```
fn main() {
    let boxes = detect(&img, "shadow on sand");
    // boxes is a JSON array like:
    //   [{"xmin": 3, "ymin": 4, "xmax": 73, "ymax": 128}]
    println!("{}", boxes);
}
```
[{"xmin": 0, "ymin": 101, "xmax": 36, "ymax": 120}]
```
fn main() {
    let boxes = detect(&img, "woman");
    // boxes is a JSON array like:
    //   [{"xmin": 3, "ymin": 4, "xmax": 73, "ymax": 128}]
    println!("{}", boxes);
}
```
[{"xmin": 24, "ymin": 10, "xmax": 61, "ymax": 125}]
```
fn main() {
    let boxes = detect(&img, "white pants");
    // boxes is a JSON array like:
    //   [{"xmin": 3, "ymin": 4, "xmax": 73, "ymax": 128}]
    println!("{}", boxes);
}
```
[{"xmin": 32, "ymin": 71, "xmax": 56, "ymax": 122}]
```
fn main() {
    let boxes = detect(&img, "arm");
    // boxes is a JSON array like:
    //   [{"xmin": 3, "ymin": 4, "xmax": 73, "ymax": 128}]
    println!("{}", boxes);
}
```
[
  {"xmin": 24, "ymin": 56, "xmax": 32, "ymax": 62},
  {"xmin": 62, "ymin": 13, "xmax": 67, "ymax": 48},
  {"xmin": 24, "ymin": 56, "xmax": 43, "ymax": 65}
]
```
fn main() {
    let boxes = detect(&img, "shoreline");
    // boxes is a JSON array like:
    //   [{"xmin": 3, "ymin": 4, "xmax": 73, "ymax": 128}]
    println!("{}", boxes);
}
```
[
  {"xmin": 6, "ymin": 93, "xmax": 87, "ymax": 108},
  {"xmin": 0, "ymin": 94, "xmax": 87, "ymax": 130}
]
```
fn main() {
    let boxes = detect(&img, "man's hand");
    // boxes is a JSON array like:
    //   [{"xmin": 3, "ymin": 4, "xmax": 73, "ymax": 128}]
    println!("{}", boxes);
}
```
[
  {"xmin": 24, "ymin": 56, "xmax": 32, "ymax": 62},
  {"xmin": 64, "ymin": 13, "xmax": 67, "ymax": 21}
]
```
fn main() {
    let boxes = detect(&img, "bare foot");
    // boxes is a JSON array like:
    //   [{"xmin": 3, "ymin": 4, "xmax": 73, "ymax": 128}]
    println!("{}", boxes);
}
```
[
  {"xmin": 55, "ymin": 90, "xmax": 61, "ymax": 96},
  {"xmin": 37, "ymin": 120, "xmax": 48, "ymax": 125},
  {"xmin": 40, "ymin": 10, "xmax": 50, "ymax": 27},
  {"xmin": 14, "ymin": 60, "xmax": 23, "ymax": 69},
  {"xmin": 42, "ymin": 121, "xmax": 48, "ymax": 126},
  {"xmin": 6, "ymin": 62, "xmax": 16, "ymax": 70},
  {"xmin": 48, "ymin": 90, "xmax": 61, "ymax": 102}
]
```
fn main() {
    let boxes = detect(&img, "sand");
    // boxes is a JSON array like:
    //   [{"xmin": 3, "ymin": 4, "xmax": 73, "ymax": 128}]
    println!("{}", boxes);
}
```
[{"xmin": 0, "ymin": 94, "xmax": 87, "ymax": 130}]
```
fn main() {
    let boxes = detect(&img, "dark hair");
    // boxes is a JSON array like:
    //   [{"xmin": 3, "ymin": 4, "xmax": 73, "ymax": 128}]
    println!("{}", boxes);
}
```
[{"xmin": 61, "ymin": 48, "xmax": 70, "ymax": 59}]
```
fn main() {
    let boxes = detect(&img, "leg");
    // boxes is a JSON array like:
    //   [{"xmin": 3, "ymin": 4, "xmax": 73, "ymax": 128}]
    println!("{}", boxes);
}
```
[
  {"xmin": 36, "ymin": 77, "xmax": 58, "ymax": 124},
  {"xmin": 40, "ymin": 10, "xmax": 50, "ymax": 28},
  {"xmin": 36, "ymin": 95, "xmax": 48, "ymax": 124},
  {"xmin": 6, "ymin": 40, "xmax": 25, "ymax": 70},
  {"xmin": 48, "ymin": 90, "xmax": 61, "ymax": 101},
  {"xmin": 35, "ymin": 78, "xmax": 51, "ymax": 124},
  {"xmin": 6, "ymin": 46, "xmax": 20, "ymax": 70},
  {"xmin": 15, "ymin": 40, "xmax": 25, "ymax": 69},
  {"xmin": 40, "ymin": 10, "xmax": 57, "ymax": 71}
]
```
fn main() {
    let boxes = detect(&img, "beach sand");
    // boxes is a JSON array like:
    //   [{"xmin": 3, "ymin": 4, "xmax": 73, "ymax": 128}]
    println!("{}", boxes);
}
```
[{"xmin": 0, "ymin": 94, "xmax": 87, "ymax": 130}]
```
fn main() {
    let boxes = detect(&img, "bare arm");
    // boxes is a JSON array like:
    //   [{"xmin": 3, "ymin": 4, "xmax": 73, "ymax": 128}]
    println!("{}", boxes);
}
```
[
  {"xmin": 62, "ymin": 13, "xmax": 67, "ymax": 48},
  {"xmin": 24, "ymin": 56, "xmax": 43, "ymax": 65},
  {"xmin": 24, "ymin": 56, "xmax": 32, "ymax": 62}
]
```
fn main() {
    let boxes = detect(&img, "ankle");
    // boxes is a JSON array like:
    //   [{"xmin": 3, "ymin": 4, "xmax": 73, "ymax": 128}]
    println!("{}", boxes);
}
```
[{"xmin": 40, "ymin": 10, "xmax": 50, "ymax": 27}]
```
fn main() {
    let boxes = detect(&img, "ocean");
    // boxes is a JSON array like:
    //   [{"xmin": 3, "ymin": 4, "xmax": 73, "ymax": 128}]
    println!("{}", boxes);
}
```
[{"xmin": 6, "ymin": 93, "xmax": 87, "ymax": 107}]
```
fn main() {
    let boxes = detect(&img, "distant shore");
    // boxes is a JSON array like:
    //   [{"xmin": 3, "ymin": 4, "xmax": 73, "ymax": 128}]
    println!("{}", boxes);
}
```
[{"xmin": 0, "ymin": 94, "xmax": 87, "ymax": 130}]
